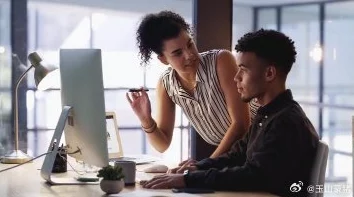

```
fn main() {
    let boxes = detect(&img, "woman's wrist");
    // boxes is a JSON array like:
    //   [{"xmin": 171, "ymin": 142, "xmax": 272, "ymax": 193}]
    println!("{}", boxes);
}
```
[
  {"xmin": 141, "ymin": 117, "xmax": 154, "ymax": 128},
  {"xmin": 141, "ymin": 118, "xmax": 157, "ymax": 133}
]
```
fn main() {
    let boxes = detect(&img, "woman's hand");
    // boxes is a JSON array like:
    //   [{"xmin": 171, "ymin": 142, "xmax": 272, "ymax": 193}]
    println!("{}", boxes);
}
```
[{"xmin": 126, "ymin": 88, "xmax": 153, "ymax": 126}]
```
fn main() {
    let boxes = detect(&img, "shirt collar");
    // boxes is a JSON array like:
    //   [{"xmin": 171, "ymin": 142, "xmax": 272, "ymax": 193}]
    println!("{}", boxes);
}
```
[
  {"xmin": 169, "ymin": 60, "xmax": 205, "ymax": 96},
  {"xmin": 195, "ymin": 55, "xmax": 205, "ymax": 84},
  {"xmin": 256, "ymin": 89, "xmax": 294, "ymax": 116}
]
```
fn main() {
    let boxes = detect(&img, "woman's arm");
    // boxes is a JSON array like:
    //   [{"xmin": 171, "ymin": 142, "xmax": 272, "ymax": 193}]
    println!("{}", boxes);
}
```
[
  {"xmin": 142, "ymin": 77, "xmax": 176, "ymax": 153},
  {"xmin": 210, "ymin": 50, "xmax": 250, "ymax": 158}
]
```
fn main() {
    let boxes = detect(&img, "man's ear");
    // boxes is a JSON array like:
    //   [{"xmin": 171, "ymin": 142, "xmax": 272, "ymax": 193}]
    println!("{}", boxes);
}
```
[
  {"xmin": 158, "ymin": 55, "xmax": 169, "ymax": 65},
  {"xmin": 265, "ymin": 66, "xmax": 276, "ymax": 82}
]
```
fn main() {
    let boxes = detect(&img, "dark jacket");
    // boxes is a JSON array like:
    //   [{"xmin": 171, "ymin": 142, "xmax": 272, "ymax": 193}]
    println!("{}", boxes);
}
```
[{"xmin": 185, "ymin": 90, "xmax": 319, "ymax": 197}]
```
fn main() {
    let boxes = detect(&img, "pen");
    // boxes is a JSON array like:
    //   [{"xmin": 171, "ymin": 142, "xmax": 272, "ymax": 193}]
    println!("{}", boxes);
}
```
[{"xmin": 128, "ymin": 88, "xmax": 149, "ymax": 92}]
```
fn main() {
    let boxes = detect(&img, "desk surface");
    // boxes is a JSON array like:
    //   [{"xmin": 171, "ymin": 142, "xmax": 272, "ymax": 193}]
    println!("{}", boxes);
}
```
[{"xmin": 0, "ymin": 159, "xmax": 278, "ymax": 197}]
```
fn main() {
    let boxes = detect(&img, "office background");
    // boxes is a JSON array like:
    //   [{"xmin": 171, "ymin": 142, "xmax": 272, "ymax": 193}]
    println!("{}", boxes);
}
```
[{"xmin": 0, "ymin": 0, "xmax": 353, "ymax": 195}]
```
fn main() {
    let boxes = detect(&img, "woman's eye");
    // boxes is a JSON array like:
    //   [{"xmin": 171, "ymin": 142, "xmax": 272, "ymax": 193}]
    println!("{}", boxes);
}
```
[{"xmin": 175, "ymin": 51, "xmax": 182, "ymax": 56}]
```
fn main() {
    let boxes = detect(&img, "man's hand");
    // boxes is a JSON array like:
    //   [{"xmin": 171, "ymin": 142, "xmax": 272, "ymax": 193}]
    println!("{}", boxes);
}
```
[
  {"xmin": 167, "ymin": 159, "xmax": 198, "ymax": 174},
  {"xmin": 141, "ymin": 174, "xmax": 185, "ymax": 189},
  {"xmin": 178, "ymin": 159, "xmax": 197, "ymax": 166}
]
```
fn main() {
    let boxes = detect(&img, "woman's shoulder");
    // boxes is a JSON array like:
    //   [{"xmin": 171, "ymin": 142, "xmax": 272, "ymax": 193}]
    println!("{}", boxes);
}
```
[
  {"xmin": 199, "ymin": 49, "xmax": 234, "ymax": 66},
  {"xmin": 199, "ymin": 49, "xmax": 222, "ymax": 59},
  {"xmin": 199, "ymin": 49, "xmax": 234, "ymax": 74},
  {"xmin": 160, "ymin": 67, "xmax": 173, "ymax": 79},
  {"xmin": 198, "ymin": 50, "xmax": 222, "ymax": 70},
  {"xmin": 160, "ymin": 67, "xmax": 174, "ymax": 89}
]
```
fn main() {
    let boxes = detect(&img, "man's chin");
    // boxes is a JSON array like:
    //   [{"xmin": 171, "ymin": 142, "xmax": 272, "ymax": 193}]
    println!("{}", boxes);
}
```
[{"xmin": 241, "ymin": 95, "xmax": 253, "ymax": 103}]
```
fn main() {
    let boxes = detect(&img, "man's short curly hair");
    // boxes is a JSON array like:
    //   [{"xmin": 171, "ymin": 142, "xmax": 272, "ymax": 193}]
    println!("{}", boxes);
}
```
[
  {"xmin": 136, "ymin": 11, "xmax": 191, "ymax": 65},
  {"xmin": 235, "ymin": 29, "xmax": 297, "ymax": 75}
]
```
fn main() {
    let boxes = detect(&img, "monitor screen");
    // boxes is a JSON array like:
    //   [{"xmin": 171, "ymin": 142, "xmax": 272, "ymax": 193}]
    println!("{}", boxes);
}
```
[{"xmin": 59, "ymin": 49, "xmax": 108, "ymax": 167}]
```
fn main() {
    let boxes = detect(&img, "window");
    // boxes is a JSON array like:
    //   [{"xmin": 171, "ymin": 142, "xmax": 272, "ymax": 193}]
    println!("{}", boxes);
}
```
[
  {"xmin": 323, "ymin": 1, "xmax": 354, "ymax": 184},
  {"xmin": 27, "ymin": 1, "xmax": 192, "ymax": 163},
  {"xmin": 281, "ymin": 5, "xmax": 320, "ymax": 127},
  {"xmin": 232, "ymin": 5, "xmax": 253, "ymax": 48},
  {"xmin": 258, "ymin": 8, "xmax": 277, "ymax": 30},
  {"xmin": 0, "ymin": 0, "xmax": 11, "ymax": 155}
]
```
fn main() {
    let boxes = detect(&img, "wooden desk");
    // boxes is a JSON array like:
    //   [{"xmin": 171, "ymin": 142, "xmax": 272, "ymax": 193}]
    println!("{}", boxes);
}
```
[{"xmin": 0, "ymin": 160, "xmax": 278, "ymax": 197}]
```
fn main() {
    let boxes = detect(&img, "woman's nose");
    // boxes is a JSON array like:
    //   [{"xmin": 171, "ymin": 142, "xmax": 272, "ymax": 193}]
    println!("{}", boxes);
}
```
[
  {"xmin": 184, "ymin": 50, "xmax": 194, "ymax": 60},
  {"xmin": 234, "ymin": 70, "xmax": 241, "ymax": 82}
]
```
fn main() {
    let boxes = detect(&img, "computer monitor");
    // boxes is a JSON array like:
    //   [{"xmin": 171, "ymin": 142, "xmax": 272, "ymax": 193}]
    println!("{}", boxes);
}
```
[{"xmin": 41, "ymin": 49, "xmax": 109, "ymax": 185}]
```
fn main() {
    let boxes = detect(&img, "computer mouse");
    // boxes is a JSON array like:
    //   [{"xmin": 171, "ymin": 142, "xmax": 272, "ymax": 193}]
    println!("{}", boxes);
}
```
[{"xmin": 143, "ymin": 164, "xmax": 168, "ymax": 173}]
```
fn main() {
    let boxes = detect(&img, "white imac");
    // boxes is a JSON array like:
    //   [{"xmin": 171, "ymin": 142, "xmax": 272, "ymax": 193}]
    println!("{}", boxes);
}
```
[{"xmin": 41, "ymin": 49, "xmax": 109, "ymax": 185}]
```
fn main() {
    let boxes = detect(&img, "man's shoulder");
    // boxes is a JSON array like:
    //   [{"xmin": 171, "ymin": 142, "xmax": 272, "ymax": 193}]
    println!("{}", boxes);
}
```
[
  {"xmin": 274, "ymin": 101, "xmax": 305, "ymax": 119},
  {"xmin": 265, "ymin": 101, "xmax": 311, "ymax": 129},
  {"xmin": 282, "ymin": 101, "xmax": 308, "ymax": 121},
  {"xmin": 267, "ymin": 101, "xmax": 318, "ymax": 137}
]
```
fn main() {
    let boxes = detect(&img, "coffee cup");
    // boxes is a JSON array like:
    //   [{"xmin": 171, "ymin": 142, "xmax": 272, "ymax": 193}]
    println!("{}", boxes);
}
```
[{"xmin": 114, "ymin": 160, "xmax": 136, "ymax": 185}]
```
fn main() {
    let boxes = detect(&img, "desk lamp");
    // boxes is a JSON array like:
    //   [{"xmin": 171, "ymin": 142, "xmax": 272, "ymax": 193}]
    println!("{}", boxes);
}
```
[{"xmin": 2, "ymin": 52, "xmax": 58, "ymax": 164}]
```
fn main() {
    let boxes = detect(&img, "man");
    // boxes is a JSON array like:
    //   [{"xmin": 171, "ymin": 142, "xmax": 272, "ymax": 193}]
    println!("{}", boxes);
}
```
[{"xmin": 141, "ymin": 29, "xmax": 319, "ymax": 197}]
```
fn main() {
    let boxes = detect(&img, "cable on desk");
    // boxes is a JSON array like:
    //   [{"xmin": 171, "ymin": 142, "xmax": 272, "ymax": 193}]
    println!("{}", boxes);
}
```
[
  {"xmin": 0, "ymin": 151, "xmax": 52, "ymax": 173},
  {"xmin": 58, "ymin": 150, "xmax": 85, "ymax": 176},
  {"xmin": 66, "ymin": 148, "xmax": 81, "ymax": 155}
]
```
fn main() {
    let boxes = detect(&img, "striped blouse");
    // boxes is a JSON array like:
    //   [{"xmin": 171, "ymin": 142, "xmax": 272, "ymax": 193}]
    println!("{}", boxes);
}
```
[{"xmin": 161, "ymin": 50, "xmax": 259, "ymax": 145}]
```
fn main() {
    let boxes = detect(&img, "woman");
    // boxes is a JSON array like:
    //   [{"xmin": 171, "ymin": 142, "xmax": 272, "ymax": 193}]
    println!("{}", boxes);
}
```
[{"xmin": 126, "ymin": 11, "xmax": 258, "ymax": 161}]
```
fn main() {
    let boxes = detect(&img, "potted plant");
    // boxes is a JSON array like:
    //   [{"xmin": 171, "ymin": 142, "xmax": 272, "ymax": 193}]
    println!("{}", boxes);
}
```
[{"xmin": 97, "ymin": 164, "xmax": 125, "ymax": 194}]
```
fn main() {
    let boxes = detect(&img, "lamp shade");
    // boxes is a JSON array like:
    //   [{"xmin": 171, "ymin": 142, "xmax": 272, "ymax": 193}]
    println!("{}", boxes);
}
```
[{"xmin": 28, "ymin": 52, "xmax": 59, "ymax": 90}]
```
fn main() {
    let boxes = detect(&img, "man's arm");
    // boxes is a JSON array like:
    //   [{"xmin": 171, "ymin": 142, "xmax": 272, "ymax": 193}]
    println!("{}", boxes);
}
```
[{"xmin": 185, "ymin": 117, "xmax": 300, "ymax": 191}]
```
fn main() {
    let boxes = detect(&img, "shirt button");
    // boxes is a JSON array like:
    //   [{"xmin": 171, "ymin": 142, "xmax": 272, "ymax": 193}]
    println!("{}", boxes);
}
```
[
  {"xmin": 259, "ymin": 122, "xmax": 262, "ymax": 127},
  {"xmin": 265, "ymin": 115, "xmax": 268, "ymax": 119}
]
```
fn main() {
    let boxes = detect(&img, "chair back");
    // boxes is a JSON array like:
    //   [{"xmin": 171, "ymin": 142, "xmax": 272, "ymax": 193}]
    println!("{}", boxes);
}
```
[{"xmin": 309, "ymin": 140, "xmax": 329, "ymax": 197}]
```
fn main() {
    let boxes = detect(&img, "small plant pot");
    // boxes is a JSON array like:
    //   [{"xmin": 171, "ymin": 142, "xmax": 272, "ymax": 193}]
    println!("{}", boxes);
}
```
[{"xmin": 100, "ymin": 179, "xmax": 125, "ymax": 194}]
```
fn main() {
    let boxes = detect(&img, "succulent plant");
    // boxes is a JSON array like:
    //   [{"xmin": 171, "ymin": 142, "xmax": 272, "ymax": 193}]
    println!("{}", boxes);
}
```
[{"xmin": 97, "ymin": 164, "xmax": 124, "ymax": 181}]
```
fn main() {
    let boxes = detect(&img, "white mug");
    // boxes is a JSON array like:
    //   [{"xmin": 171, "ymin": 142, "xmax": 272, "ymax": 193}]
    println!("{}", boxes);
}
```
[{"xmin": 114, "ymin": 160, "xmax": 136, "ymax": 185}]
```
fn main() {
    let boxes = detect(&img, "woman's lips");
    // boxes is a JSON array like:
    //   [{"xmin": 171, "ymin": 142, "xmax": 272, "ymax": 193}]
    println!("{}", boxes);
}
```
[{"xmin": 185, "ymin": 59, "xmax": 198, "ymax": 67}]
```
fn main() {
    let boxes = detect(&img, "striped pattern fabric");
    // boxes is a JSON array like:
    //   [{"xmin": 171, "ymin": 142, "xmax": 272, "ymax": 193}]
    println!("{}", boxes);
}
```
[
  {"xmin": 161, "ymin": 50, "xmax": 259, "ymax": 145},
  {"xmin": 249, "ymin": 99, "xmax": 260, "ymax": 123}
]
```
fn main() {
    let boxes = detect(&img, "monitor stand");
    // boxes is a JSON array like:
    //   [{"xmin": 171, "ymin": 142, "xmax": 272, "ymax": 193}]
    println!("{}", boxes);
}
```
[{"xmin": 40, "ymin": 106, "xmax": 98, "ymax": 185}]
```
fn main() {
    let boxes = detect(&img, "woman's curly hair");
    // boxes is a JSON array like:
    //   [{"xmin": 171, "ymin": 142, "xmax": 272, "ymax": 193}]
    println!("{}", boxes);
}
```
[{"xmin": 136, "ymin": 11, "xmax": 191, "ymax": 65}]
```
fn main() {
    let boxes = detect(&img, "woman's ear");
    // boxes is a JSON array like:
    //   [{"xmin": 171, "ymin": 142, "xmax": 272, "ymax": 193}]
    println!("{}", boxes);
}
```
[
  {"xmin": 265, "ymin": 66, "xmax": 276, "ymax": 82},
  {"xmin": 158, "ymin": 55, "xmax": 169, "ymax": 65}
]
